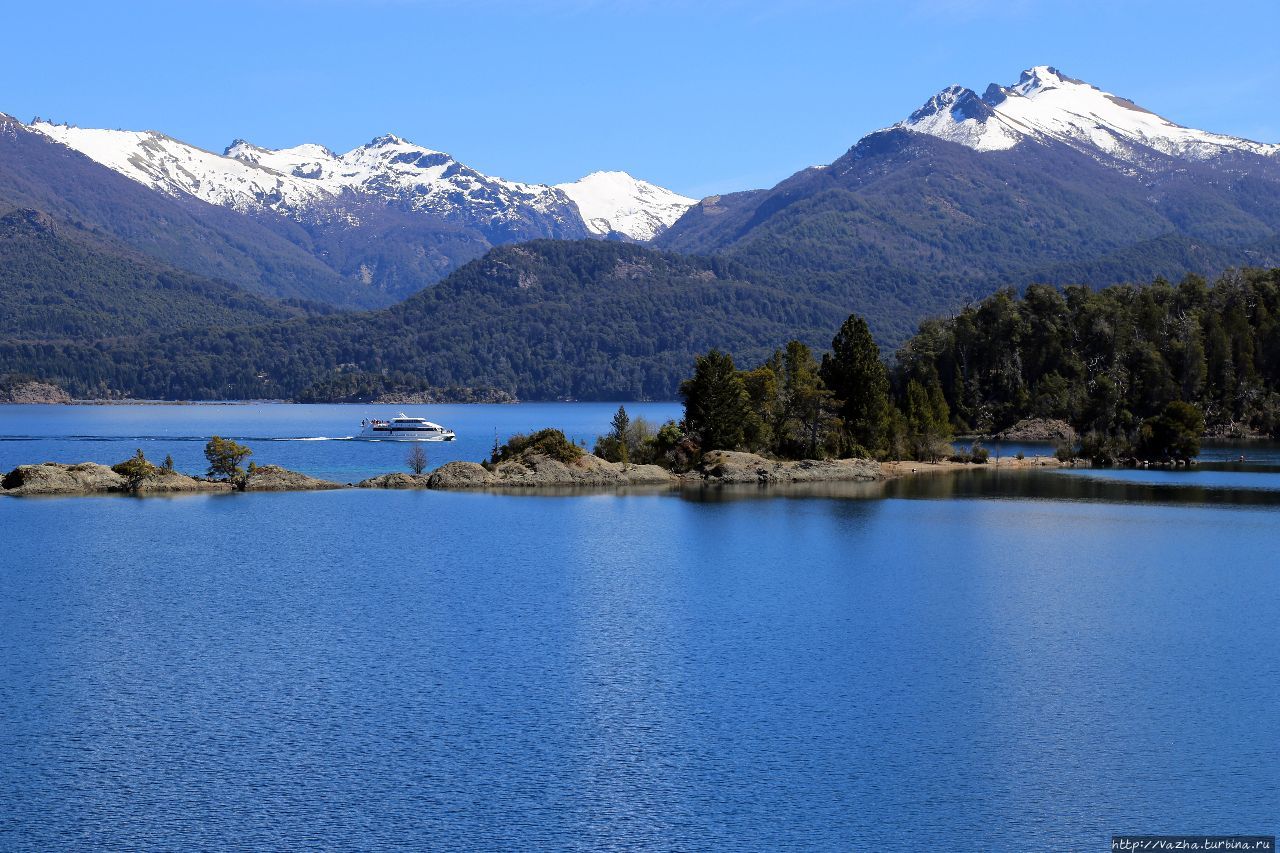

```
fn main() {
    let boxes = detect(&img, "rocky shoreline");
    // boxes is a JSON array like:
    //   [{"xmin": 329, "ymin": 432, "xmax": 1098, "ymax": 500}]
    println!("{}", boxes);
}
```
[
  {"xmin": 0, "ymin": 381, "xmax": 73, "ymax": 404},
  {"xmin": 0, "ymin": 450, "xmax": 1068, "ymax": 498},
  {"xmin": 0, "ymin": 462, "xmax": 343, "ymax": 497}
]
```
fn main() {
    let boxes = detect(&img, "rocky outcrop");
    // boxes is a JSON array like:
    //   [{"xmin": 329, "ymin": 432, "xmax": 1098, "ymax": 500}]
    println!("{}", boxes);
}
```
[
  {"xmin": 424, "ymin": 455, "xmax": 675, "ymax": 489},
  {"xmin": 133, "ymin": 471, "xmax": 233, "ymax": 494},
  {"xmin": 241, "ymin": 465, "xmax": 343, "ymax": 492},
  {"xmin": 1, "ymin": 462, "xmax": 236, "ymax": 496},
  {"xmin": 494, "ymin": 454, "xmax": 674, "ymax": 487},
  {"xmin": 0, "ymin": 380, "xmax": 72, "ymax": 404},
  {"xmin": 356, "ymin": 472, "xmax": 433, "ymax": 489},
  {"xmin": 425, "ymin": 461, "xmax": 495, "ymax": 488},
  {"xmin": 2, "ymin": 462, "xmax": 127, "ymax": 495},
  {"xmin": 694, "ymin": 450, "xmax": 882, "ymax": 485},
  {"xmin": 992, "ymin": 418, "xmax": 1077, "ymax": 443}
]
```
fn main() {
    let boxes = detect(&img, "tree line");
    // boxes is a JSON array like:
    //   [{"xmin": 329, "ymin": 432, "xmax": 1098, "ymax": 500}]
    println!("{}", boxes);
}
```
[
  {"xmin": 647, "ymin": 269, "xmax": 1280, "ymax": 466},
  {"xmin": 895, "ymin": 269, "xmax": 1280, "ymax": 458},
  {"xmin": 667, "ymin": 313, "xmax": 960, "ymax": 465}
]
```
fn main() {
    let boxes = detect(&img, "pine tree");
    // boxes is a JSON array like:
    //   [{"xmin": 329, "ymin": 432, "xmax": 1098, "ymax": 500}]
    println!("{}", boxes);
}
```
[
  {"xmin": 905, "ymin": 379, "xmax": 952, "ymax": 461},
  {"xmin": 778, "ymin": 340, "xmax": 834, "ymax": 459},
  {"xmin": 204, "ymin": 435, "xmax": 253, "ymax": 483},
  {"xmin": 821, "ymin": 313, "xmax": 890, "ymax": 456},
  {"xmin": 611, "ymin": 405, "xmax": 630, "ymax": 468},
  {"xmin": 680, "ymin": 349, "xmax": 750, "ymax": 452}
]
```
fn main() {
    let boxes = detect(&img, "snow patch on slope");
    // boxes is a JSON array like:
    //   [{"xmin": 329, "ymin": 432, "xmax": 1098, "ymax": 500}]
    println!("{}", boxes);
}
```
[{"xmin": 555, "ymin": 171, "xmax": 696, "ymax": 241}]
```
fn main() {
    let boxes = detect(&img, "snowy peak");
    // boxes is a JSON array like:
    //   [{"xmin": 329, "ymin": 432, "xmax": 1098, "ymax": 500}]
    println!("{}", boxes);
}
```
[
  {"xmin": 896, "ymin": 65, "xmax": 1280, "ymax": 161},
  {"xmin": 25, "ymin": 118, "xmax": 696, "ymax": 242},
  {"xmin": 224, "ymin": 139, "xmax": 336, "ymax": 180},
  {"xmin": 906, "ymin": 86, "xmax": 994, "ymax": 125},
  {"xmin": 28, "ymin": 121, "xmax": 332, "ymax": 212},
  {"xmin": 555, "ymin": 171, "xmax": 695, "ymax": 241},
  {"xmin": 1007, "ymin": 64, "xmax": 1078, "ymax": 97},
  {"xmin": 27, "ymin": 121, "xmax": 582, "ymax": 233}
]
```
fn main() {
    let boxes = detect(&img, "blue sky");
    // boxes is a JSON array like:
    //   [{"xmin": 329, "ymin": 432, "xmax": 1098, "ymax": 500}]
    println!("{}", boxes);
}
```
[{"xmin": 7, "ymin": 0, "xmax": 1278, "ymax": 196}]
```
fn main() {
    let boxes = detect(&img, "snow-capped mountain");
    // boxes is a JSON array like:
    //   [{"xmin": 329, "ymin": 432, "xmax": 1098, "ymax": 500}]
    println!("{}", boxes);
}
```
[
  {"xmin": 659, "ymin": 65, "xmax": 1280, "ymax": 346},
  {"xmin": 30, "ymin": 123, "xmax": 583, "ymax": 232},
  {"xmin": 555, "ymin": 171, "xmax": 695, "ymax": 241},
  {"xmin": 27, "ymin": 121, "xmax": 689, "ymax": 241},
  {"xmin": 894, "ymin": 65, "xmax": 1280, "ymax": 163}
]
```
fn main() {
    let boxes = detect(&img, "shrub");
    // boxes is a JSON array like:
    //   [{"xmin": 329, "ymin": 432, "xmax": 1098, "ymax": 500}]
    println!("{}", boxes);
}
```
[
  {"xmin": 113, "ymin": 449, "xmax": 157, "ymax": 489},
  {"xmin": 1136, "ymin": 402, "xmax": 1204, "ymax": 461},
  {"xmin": 969, "ymin": 442, "xmax": 990, "ymax": 464},
  {"xmin": 1079, "ymin": 430, "xmax": 1131, "ymax": 466},
  {"xmin": 595, "ymin": 415, "xmax": 661, "ymax": 466},
  {"xmin": 492, "ymin": 428, "xmax": 583, "ymax": 464}
]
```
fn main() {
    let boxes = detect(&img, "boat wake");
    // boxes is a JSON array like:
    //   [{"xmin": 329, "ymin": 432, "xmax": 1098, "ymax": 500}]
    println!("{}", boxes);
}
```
[{"xmin": 0, "ymin": 434, "xmax": 359, "ymax": 443}]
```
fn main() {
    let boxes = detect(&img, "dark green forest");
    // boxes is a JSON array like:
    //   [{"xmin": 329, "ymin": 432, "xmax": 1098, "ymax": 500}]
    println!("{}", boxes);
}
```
[
  {"xmin": 0, "ymin": 208, "xmax": 306, "ymax": 339},
  {"xmin": 0, "ymin": 240, "xmax": 845, "ymax": 400},
  {"xmin": 895, "ymin": 269, "xmax": 1280, "ymax": 439}
]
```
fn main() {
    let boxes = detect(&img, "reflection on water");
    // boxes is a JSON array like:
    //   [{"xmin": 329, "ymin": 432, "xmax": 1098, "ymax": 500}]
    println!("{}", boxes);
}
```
[
  {"xmin": 888, "ymin": 468, "xmax": 1280, "ymax": 508},
  {"xmin": 679, "ymin": 467, "xmax": 1280, "ymax": 510}
]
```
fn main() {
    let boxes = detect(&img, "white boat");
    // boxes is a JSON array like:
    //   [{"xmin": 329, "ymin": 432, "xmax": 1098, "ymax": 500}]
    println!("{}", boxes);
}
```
[{"xmin": 358, "ymin": 413, "xmax": 456, "ymax": 441}]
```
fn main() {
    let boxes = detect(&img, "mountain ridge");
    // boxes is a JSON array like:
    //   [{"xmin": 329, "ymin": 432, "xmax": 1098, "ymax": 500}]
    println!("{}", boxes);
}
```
[
  {"xmin": 657, "ymin": 65, "xmax": 1280, "ymax": 346},
  {"xmin": 28, "ymin": 120, "xmax": 695, "ymax": 244}
]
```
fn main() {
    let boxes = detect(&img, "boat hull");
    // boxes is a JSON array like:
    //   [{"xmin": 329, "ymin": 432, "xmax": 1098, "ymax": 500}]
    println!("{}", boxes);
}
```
[{"xmin": 354, "ymin": 431, "xmax": 455, "ymax": 442}]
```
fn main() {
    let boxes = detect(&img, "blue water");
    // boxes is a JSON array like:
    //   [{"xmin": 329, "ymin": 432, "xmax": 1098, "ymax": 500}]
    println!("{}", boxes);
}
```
[
  {"xmin": 2, "ymin": 405, "xmax": 1279, "ymax": 850},
  {"xmin": 0, "ymin": 402, "xmax": 683, "ymax": 483}
]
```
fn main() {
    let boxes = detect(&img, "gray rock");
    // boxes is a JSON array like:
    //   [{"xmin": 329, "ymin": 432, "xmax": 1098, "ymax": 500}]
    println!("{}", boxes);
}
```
[
  {"xmin": 2, "ymin": 461, "xmax": 238, "ymax": 496},
  {"xmin": 426, "ymin": 461, "xmax": 496, "ymax": 488},
  {"xmin": 424, "ymin": 455, "xmax": 676, "ymax": 489},
  {"xmin": 2, "ymin": 462, "xmax": 126, "ymax": 495},
  {"xmin": 697, "ymin": 450, "xmax": 881, "ymax": 485},
  {"xmin": 488, "ymin": 454, "xmax": 676, "ymax": 487},
  {"xmin": 356, "ymin": 472, "xmax": 433, "ymax": 489},
  {"xmin": 241, "ymin": 465, "xmax": 343, "ymax": 492},
  {"xmin": 133, "ymin": 471, "xmax": 233, "ymax": 494},
  {"xmin": 0, "ymin": 381, "xmax": 71, "ymax": 404}
]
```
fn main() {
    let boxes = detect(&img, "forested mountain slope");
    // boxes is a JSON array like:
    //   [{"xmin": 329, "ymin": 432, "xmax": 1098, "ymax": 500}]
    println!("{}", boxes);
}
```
[
  {"xmin": 0, "ymin": 241, "xmax": 847, "ymax": 400},
  {"xmin": 0, "ymin": 208, "xmax": 299, "ymax": 340}
]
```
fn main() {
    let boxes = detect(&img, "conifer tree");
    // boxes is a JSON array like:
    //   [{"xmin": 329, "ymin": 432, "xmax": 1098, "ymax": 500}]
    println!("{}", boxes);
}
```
[
  {"xmin": 680, "ymin": 349, "xmax": 750, "ymax": 452},
  {"xmin": 611, "ymin": 405, "xmax": 631, "ymax": 468},
  {"xmin": 821, "ymin": 313, "xmax": 890, "ymax": 455}
]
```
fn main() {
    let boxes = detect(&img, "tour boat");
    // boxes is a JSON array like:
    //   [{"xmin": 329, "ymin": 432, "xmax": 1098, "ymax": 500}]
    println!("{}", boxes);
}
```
[{"xmin": 358, "ymin": 414, "xmax": 456, "ymax": 441}]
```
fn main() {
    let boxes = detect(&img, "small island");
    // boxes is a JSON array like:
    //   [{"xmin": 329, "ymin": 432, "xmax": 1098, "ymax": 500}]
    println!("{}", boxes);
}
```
[{"xmin": 2, "ymin": 427, "xmax": 1069, "ymax": 498}]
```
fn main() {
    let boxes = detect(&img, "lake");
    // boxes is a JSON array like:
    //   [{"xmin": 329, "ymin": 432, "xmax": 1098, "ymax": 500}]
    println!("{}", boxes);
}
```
[{"xmin": 1, "ymin": 404, "xmax": 1277, "ymax": 850}]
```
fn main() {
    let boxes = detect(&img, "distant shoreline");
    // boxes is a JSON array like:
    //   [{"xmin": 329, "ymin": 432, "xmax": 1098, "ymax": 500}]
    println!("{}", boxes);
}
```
[{"xmin": 4, "ymin": 399, "xmax": 669, "ymax": 406}]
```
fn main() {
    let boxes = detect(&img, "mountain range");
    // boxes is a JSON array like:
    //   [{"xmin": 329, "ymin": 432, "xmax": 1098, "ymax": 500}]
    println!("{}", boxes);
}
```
[
  {"xmin": 19, "ymin": 119, "xmax": 695, "ymax": 303},
  {"xmin": 2, "ymin": 65, "xmax": 1279, "ymax": 399}
]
